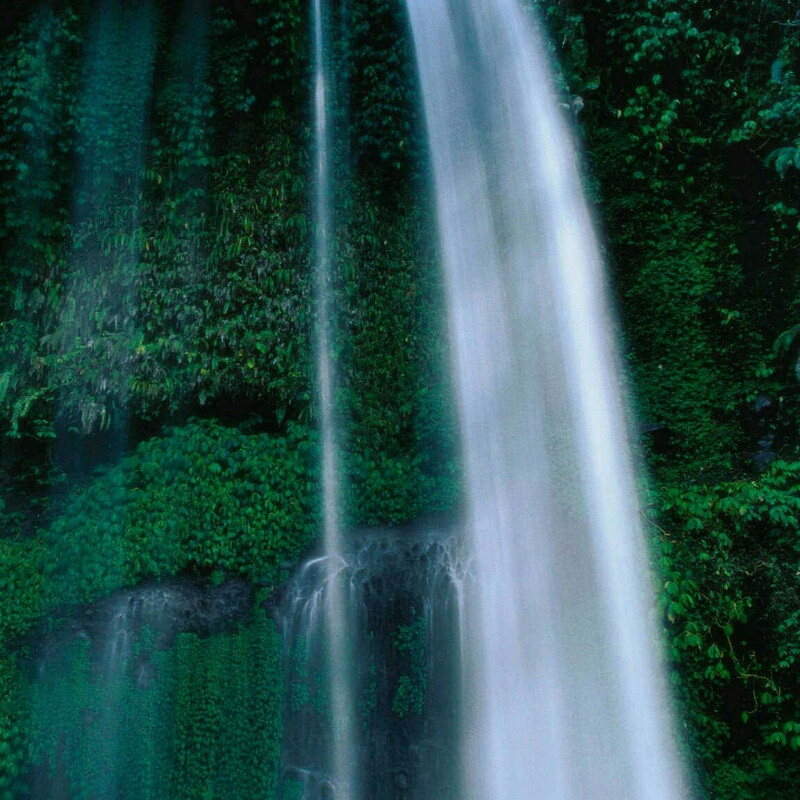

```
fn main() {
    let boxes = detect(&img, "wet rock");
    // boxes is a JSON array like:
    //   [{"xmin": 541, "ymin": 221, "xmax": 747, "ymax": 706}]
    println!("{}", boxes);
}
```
[{"xmin": 36, "ymin": 577, "xmax": 255, "ymax": 668}]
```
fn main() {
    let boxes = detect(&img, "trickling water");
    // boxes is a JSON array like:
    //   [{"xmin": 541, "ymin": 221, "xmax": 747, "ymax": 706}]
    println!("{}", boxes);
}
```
[
  {"xmin": 310, "ymin": 0, "xmax": 357, "ymax": 796},
  {"xmin": 280, "ymin": 529, "xmax": 465, "ymax": 800},
  {"xmin": 30, "ymin": 580, "xmax": 254, "ymax": 800},
  {"xmin": 405, "ymin": 1, "xmax": 687, "ymax": 798},
  {"xmin": 54, "ymin": 0, "xmax": 156, "ymax": 438}
]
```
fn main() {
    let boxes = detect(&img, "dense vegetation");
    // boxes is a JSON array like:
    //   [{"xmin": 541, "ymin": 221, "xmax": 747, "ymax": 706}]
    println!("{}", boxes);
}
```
[
  {"xmin": 29, "ymin": 605, "xmax": 283, "ymax": 800},
  {"xmin": 0, "ymin": 0, "xmax": 799, "ymax": 798},
  {"xmin": 543, "ymin": 2, "xmax": 800, "ymax": 793}
]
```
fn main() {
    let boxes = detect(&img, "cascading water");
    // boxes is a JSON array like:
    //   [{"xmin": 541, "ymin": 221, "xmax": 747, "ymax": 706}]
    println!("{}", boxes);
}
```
[
  {"xmin": 404, "ymin": 1, "xmax": 688, "ymax": 798},
  {"xmin": 310, "ymin": 0, "xmax": 357, "ymax": 795},
  {"xmin": 280, "ymin": 528, "xmax": 465, "ymax": 800},
  {"xmin": 29, "ymin": 580, "xmax": 254, "ymax": 799}
]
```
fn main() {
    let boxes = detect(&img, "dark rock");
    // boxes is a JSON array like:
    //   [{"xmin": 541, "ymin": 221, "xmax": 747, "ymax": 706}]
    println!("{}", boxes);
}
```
[
  {"xmin": 35, "ymin": 577, "xmax": 256, "ymax": 671},
  {"xmin": 393, "ymin": 769, "xmax": 409, "ymax": 789},
  {"xmin": 754, "ymin": 394, "xmax": 773, "ymax": 414},
  {"xmin": 640, "ymin": 421, "xmax": 672, "ymax": 455},
  {"xmin": 280, "ymin": 526, "xmax": 464, "ymax": 800}
]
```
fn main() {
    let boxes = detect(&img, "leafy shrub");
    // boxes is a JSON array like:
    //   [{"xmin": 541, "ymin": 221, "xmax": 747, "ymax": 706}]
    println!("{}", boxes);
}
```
[
  {"xmin": 44, "ymin": 419, "xmax": 315, "ymax": 607},
  {"xmin": 0, "ymin": 538, "xmax": 42, "ymax": 647},
  {"xmin": 655, "ymin": 461, "xmax": 800, "ymax": 796}
]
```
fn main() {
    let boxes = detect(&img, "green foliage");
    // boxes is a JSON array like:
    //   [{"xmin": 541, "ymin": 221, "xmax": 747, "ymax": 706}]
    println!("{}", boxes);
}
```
[
  {"xmin": 0, "ymin": 655, "xmax": 28, "ymax": 800},
  {"xmin": 576, "ymin": 3, "xmax": 755, "ymax": 472},
  {"xmin": 349, "ymin": 0, "xmax": 417, "ymax": 171},
  {"xmin": 131, "ymin": 111, "xmax": 310, "ymax": 425},
  {"xmin": 0, "ymin": 415, "xmax": 302, "ymax": 798},
  {"xmin": 654, "ymin": 461, "xmax": 800, "ymax": 796},
  {"xmin": 732, "ymin": 22, "xmax": 800, "ymax": 178},
  {"xmin": 340, "ymin": 186, "xmax": 459, "ymax": 527},
  {"xmin": 391, "ymin": 611, "xmax": 427, "ymax": 719},
  {"xmin": 0, "ymin": 2, "xmax": 454, "ymax": 528},
  {"xmin": 211, "ymin": 7, "xmax": 257, "ymax": 118},
  {"xmin": 44, "ymin": 420, "xmax": 315, "ymax": 606},
  {"xmin": 621, "ymin": 204, "xmax": 748, "ymax": 473},
  {"xmin": 0, "ymin": 7, "xmax": 79, "ymax": 282},
  {"xmin": 251, "ymin": 0, "xmax": 304, "ymax": 108},
  {"xmin": 0, "ymin": 8, "xmax": 81, "ymax": 439},
  {"xmin": 0, "ymin": 537, "xmax": 43, "ymax": 648},
  {"xmin": 166, "ymin": 609, "xmax": 283, "ymax": 800},
  {"xmin": 0, "ymin": 5, "xmax": 312, "ymax": 436},
  {"xmin": 29, "ymin": 606, "xmax": 282, "ymax": 800},
  {"xmin": 532, "ymin": 0, "xmax": 800, "ymax": 474}
]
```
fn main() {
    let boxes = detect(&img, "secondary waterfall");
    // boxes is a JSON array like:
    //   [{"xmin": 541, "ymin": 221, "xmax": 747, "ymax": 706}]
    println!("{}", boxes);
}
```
[
  {"xmin": 29, "ymin": 580, "xmax": 256, "ymax": 799},
  {"xmin": 310, "ymin": 0, "xmax": 357, "ymax": 796},
  {"xmin": 280, "ymin": 529, "xmax": 465, "ymax": 800},
  {"xmin": 405, "ymin": 1, "xmax": 688, "ymax": 799}
]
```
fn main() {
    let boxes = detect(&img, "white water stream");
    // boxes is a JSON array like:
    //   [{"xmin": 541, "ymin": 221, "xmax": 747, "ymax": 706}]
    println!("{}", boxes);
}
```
[
  {"xmin": 404, "ymin": 1, "xmax": 688, "ymax": 798},
  {"xmin": 311, "ymin": 0, "xmax": 358, "ymax": 795}
]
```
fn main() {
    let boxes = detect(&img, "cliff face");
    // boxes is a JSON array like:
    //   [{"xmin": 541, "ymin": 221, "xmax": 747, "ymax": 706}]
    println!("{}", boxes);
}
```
[{"xmin": 1, "ymin": 2, "xmax": 800, "ymax": 799}]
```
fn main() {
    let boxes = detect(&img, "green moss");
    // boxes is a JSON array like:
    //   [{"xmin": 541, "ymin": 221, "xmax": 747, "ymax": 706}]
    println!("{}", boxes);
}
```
[
  {"xmin": 29, "ymin": 607, "xmax": 282, "ymax": 800},
  {"xmin": 0, "ymin": 538, "xmax": 43, "ymax": 648},
  {"xmin": 0, "ymin": 655, "xmax": 28, "ymax": 800},
  {"xmin": 391, "ymin": 611, "xmax": 427, "ymax": 719}
]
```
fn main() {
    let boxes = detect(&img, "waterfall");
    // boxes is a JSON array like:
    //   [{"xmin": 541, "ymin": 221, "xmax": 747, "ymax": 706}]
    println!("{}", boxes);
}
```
[
  {"xmin": 30, "ymin": 580, "xmax": 255, "ymax": 800},
  {"xmin": 280, "ymin": 529, "xmax": 465, "ymax": 800},
  {"xmin": 310, "ymin": 0, "xmax": 357, "ymax": 796},
  {"xmin": 404, "ymin": 1, "xmax": 688, "ymax": 798}
]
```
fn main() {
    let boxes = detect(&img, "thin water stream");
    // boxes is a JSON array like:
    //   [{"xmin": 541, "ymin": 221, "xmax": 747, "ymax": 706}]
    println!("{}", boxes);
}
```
[
  {"xmin": 310, "ymin": 0, "xmax": 357, "ymax": 795},
  {"xmin": 280, "ymin": 529, "xmax": 465, "ymax": 800}
]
